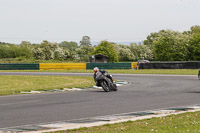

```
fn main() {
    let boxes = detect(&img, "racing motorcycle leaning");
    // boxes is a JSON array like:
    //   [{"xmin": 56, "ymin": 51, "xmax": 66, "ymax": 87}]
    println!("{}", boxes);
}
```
[{"xmin": 94, "ymin": 71, "xmax": 117, "ymax": 92}]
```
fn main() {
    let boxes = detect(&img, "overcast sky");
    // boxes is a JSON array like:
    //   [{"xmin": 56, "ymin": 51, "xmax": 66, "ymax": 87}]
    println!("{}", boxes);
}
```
[{"xmin": 0, "ymin": 0, "xmax": 200, "ymax": 44}]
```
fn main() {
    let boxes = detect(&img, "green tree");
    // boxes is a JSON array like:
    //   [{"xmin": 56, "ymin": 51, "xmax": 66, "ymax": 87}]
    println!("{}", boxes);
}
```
[
  {"xmin": 40, "ymin": 40, "xmax": 54, "ymax": 60},
  {"xmin": 17, "ymin": 47, "xmax": 33, "ymax": 58},
  {"xmin": 80, "ymin": 36, "xmax": 91, "ymax": 46},
  {"xmin": 0, "ymin": 43, "xmax": 33, "ymax": 59},
  {"xmin": 0, "ymin": 44, "xmax": 10, "ymax": 58},
  {"xmin": 191, "ymin": 25, "xmax": 200, "ymax": 34},
  {"xmin": 153, "ymin": 30, "xmax": 190, "ymax": 61},
  {"xmin": 32, "ymin": 40, "xmax": 68, "ymax": 60},
  {"xmin": 59, "ymin": 41, "xmax": 78, "ymax": 50},
  {"xmin": 91, "ymin": 41, "xmax": 118, "ymax": 62},
  {"xmin": 130, "ymin": 43, "xmax": 153, "ymax": 61},
  {"xmin": 19, "ymin": 41, "xmax": 33, "ymax": 58},
  {"xmin": 75, "ymin": 45, "xmax": 94, "ymax": 62},
  {"xmin": 188, "ymin": 33, "xmax": 200, "ymax": 60},
  {"xmin": 114, "ymin": 44, "xmax": 134, "ymax": 61},
  {"xmin": 59, "ymin": 41, "xmax": 78, "ymax": 60},
  {"xmin": 20, "ymin": 41, "xmax": 32, "ymax": 49},
  {"xmin": 32, "ymin": 46, "xmax": 45, "ymax": 60},
  {"xmin": 143, "ymin": 32, "xmax": 160, "ymax": 50}
]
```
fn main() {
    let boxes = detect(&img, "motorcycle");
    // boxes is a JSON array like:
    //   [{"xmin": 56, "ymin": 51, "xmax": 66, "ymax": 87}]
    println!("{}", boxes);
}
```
[
  {"xmin": 198, "ymin": 69, "xmax": 200, "ymax": 80},
  {"xmin": 95, "ymin": 72, "xmax": 117, "ymax": 92}
]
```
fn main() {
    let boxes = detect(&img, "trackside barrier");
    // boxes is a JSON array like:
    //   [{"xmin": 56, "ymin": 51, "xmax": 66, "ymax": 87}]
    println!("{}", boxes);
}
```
[
  {"xmin": 0, "ymin": 63, "xmax": 39, "ymax": 70},
  {"xmin": 86, "ymin": 63, "xmax": 132, "ymax": 69},
  {"xmin": 139, "ymin": 61, "xmax": 200, "ymax": 69},
  {"xmin": 39, "ymin": 63, "xmax": 86, "ymax": 70},
  {"xmin": 131, "ymin": 62, "xmax": 137, "ymax": 69}
]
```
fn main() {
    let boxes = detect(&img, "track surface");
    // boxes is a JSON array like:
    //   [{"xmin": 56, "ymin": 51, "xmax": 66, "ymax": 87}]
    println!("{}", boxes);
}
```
[{"xmin": 0, "ymin": 72, "xmax": 199, "ymax": 128}]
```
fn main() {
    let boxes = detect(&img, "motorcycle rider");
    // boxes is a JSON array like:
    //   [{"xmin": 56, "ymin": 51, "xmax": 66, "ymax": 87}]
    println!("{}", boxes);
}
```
[{"xmin": 93, "ymin": 67, "xmax": 113, "ymax": 86}]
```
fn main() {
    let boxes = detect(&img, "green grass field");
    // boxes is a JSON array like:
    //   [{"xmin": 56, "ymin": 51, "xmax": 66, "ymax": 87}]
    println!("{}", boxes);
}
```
[
  {"xmin": 0, "ymin": 75, "xmax": 94, "ymax": 96},
  {"xmin": 50, "ymin": 111, "xmax": 200, "ymax": 133},
  {"xmin": 0, "ymin": 69, "xmax": 199, "ymax": 75}
]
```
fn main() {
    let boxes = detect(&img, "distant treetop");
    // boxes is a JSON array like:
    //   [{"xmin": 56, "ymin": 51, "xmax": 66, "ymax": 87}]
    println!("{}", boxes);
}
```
[{"xmin": 80, "ymin": 36, "xmax": 91, "ymax": 46}]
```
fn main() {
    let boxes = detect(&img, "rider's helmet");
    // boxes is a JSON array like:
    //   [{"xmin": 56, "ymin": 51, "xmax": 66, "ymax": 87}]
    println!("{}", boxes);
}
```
[{"xmin": 93, "ymin": 67, "xmax": 99, "ymax": 73}]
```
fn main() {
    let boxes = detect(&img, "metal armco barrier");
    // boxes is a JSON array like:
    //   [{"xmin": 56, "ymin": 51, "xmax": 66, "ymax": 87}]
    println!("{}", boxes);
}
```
[
  {"xmin": 39, "ymin": 63, "xmax": 86, "ymax": 70},
  {"xmin": 0, "ymin": 63, "xmax": 39, "ymax": 70},
  {"xmin": 86, "ymin": 63, "xmax": 132, "ymax": 69},
  {"xmin": 139, "ymin": 61, "xmax": 200, "ymax": 69}
]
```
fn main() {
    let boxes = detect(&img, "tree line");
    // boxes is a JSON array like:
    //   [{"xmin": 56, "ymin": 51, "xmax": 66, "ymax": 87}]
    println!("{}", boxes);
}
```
[{"xmin": 0, "ymin": 25, "xmax": 200, "ymax": 62}]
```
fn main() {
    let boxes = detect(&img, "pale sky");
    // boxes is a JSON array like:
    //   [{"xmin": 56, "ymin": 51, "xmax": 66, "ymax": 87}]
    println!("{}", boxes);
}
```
[{"xmin": 0, "ymin": 0, "xmax": 200, "ymax": 44}]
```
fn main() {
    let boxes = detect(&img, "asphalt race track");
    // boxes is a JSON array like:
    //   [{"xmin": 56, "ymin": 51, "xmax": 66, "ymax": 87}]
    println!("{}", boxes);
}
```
[{"xmin": 0, "ymin": 72, "xmax": 199, "ymax": 128}]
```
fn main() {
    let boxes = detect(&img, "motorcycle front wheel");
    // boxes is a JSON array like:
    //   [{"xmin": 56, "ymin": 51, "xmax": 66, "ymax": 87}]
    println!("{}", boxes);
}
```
[
  {"xmin": 111, "ymin": 83, "xmax": 118, "ymax": 91},
  {"xmin": 107, "ymin": 79, "xmax": 117, "ymax": 91}
]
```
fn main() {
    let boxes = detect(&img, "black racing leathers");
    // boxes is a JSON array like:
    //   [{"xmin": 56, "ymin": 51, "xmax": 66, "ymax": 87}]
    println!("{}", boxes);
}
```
[{"xmin": 93, "ymin": 70, "xmax": 112, "ymax": 86}]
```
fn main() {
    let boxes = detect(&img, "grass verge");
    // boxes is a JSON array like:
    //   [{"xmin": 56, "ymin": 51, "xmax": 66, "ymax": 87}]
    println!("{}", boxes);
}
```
[
  {"xmin": 0, "ymin": 69, "xmax": 198, "ymax": 75},
  {"xmin": 0, "ymin": 75, "xmax": 94, "ymax": 96},
  {"xmin": 50, "ymin": 111, "xmax": 200, "ymax": 133}
]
